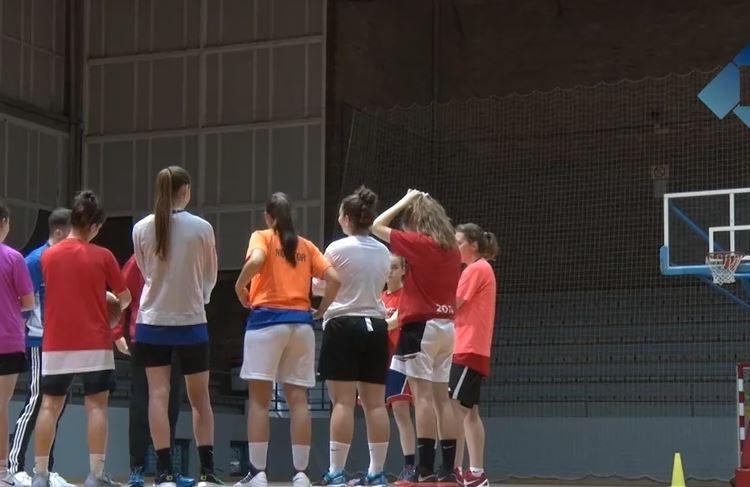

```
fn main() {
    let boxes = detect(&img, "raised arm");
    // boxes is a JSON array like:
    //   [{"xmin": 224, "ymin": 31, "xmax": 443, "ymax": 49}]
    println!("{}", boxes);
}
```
[{"xmin": 371, "ymin": 189, "xmax": 425, "ymax": 242}]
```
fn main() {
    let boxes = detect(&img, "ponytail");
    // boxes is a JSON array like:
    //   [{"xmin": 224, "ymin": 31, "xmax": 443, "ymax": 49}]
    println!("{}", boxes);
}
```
[
  {"xmin": 154, "ymin": 169, "xmax": 173, "ymax": 260},
  {"xmin": 481, "ymin": 231, "xmax": 499, "ymax": 261},
  {"xmin": 153, "ymin": 165, "xmax": 191, "ymax": 261},
  {"xmin": 456, "ymin": 223, "xmax": 498, "ymax": 261},
  {"xmin": 266, "ymin": 192, "xmax": 298, "ymax": 267}
]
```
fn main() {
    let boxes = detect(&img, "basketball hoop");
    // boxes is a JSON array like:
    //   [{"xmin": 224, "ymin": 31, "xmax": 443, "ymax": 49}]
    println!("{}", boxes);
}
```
[{"xmin": 706, "ymin": 251, "xmax": 746, "ymax": 285}]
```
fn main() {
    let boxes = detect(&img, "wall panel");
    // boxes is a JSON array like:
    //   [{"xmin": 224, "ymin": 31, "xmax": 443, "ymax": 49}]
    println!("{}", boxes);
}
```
[{"xmin": 84, "ymin": 0, "xmax": 326, "ymax": 269}]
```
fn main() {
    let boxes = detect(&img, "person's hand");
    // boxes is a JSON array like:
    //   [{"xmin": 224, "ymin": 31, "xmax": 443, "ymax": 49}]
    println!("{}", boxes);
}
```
[
  {"xmin": 312, "ymin": 308, "xmax": 324, "ymax": 320},
  {"xmin": 115, "ymin": 337, "xmax": 130, "ymax": 356},
  {"xmin": 400, "ymin": 188, "xmax": 424, "ymax": 203}
]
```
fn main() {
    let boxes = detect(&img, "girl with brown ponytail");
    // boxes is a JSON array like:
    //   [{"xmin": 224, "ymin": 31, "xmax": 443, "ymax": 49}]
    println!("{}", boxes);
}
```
[{"xmin": 132, "ymin": 166, "xmax": 220, "ymax": 487}]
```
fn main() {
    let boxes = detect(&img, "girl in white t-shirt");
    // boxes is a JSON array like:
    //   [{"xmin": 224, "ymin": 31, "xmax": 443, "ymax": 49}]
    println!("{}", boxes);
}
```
[
  {"xmin": 132, "ymin": 166, "xmax": 220, "ymax": 487},
  {"xmin": 313, "ymin": 186, "xmax": 391, "ymax": 487}
]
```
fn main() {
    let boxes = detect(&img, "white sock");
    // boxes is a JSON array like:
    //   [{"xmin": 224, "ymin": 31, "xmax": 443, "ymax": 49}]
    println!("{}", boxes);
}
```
[
  {"xmin": 90, "ymin": 454, "xmax": 105, "ymax": 477},
  {"xmin": 248, "ymin": 442, "xmax": 268, "ymax": 471},
  {"xmin": 329, "ymin": 441, "xmax": 350, "ymax": 474},
  {"xmin": 292, "ymin": 444, "xmax": 310, "ymax": 472},
  {"xmin": 368, "ymin": 442, "xmax": 388, "ymax": 476},
  {"xmin": 469, "ymin": 467, "xmax": 484, "ymax": 475},
  {"xmin": 35, "ymin": 457, "xmax": 50, "ymax": 475}
]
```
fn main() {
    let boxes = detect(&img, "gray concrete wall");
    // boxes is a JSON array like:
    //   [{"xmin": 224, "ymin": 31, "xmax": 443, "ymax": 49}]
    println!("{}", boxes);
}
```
[{"xmin": 9, "ymin": 399, "xmax": 737, "ymax": 482}]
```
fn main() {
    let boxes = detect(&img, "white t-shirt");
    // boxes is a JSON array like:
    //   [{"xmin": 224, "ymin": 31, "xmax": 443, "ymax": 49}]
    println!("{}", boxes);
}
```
[
  {"xmin": 132, "ymin": 210, "xmax": 218, "ymax": 326},
  {"xmin": 313, "ymin": 235, "xmax": 390, "ymax": 326}
]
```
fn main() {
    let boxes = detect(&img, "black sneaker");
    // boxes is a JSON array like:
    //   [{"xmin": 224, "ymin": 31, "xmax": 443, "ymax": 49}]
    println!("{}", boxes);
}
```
[
  {"xmin": 197, "ymin": 473, "xmax": 224, "ymax": 487},
  {"xmin": 154, "ymin": 474, "xmax": 177, "ymax": 487},
  {"xmin": 436, "ymin": 472, "xmax": 460, "ymax": 487}
]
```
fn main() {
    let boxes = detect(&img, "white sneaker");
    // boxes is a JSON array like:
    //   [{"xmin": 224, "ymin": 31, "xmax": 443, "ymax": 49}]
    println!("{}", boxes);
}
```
[
  {"xmin": 2, "ymin": 472, "xmax": 16, "ymax": 487},
  {"xmin": 12, "ymin": 472, "xmax": 32, "ymax": 487},
  {"xmin": 232, "ymin": 471, "xmax": 267, "ymax": 487},
  {"xmin": 49, "ymin": 473, "xmax": 74, "ymax": 487},
  {"xmin": 292, "ymin": 472, "xmax": 310, "ymax": 487}
]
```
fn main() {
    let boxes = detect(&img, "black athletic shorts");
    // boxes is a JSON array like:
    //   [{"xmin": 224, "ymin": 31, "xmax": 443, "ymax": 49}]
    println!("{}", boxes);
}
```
[
  {"xmin": 0, "ymin": 352, "xmax": 27, "ymax": 375},
  {"xmin": 448, "ymin": 363, "xmax": 484, "ymax": 408},
  {"xmin": 131, "ymin": 342, "xmax": 210, "ymax": 375},
  {"xmin": 318, "ymin": 316, "xmax": 389, "ymax": 384},
  {"xmin": 41, "ymin": 369, "xmax": 117, "ymax": 396}
]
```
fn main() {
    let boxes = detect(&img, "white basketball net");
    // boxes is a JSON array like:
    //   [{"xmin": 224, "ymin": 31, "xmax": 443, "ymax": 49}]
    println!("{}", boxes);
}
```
[{"xmin": 706, "ymin": 251, "xmax": 746, "ymax": 285}]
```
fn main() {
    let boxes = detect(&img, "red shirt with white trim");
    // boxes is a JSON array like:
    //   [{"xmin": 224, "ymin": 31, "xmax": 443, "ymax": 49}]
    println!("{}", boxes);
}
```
[
  {"xmin": 389, "ymin": 230, "xmax": 461, "ymax": 325},
  {"xmin": 41, "ymin": 238, "xmax": 127, "ymax": 374}
]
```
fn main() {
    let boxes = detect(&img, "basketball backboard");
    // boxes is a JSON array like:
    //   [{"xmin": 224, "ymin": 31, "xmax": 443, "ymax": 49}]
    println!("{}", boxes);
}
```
[{"xmin": 660, "ymin": 187, "xmax": 750, "ymax": 279}]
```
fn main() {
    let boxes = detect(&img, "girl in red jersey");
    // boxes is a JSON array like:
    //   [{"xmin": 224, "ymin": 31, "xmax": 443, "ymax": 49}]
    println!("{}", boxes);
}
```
[
  {"xmin": 32, "ymin": 191, "xmax": 131, "ymax": 487},
  {"xmin": 371, "ymin": 190, "xmax": 462, "ymax": 486},
  {"xmin": 449, "ymin": 224, "xmax": 498, "ymax": 487},
  {"xmin": 0, "ymin": 201, "xmax": 35, "ymax": 487},
  {"xmin": 382, "ymin": 254, "xmax": 418, "ymax": 482}
]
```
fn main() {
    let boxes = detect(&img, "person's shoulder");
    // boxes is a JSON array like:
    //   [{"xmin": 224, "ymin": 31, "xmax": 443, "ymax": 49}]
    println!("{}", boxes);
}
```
[
  {"xmin": 184, "ymin": 211, "xmax": 213, "ymax": 229},
  {"xmin": 134, "ymin": 213, "xmax": 155, "ymax": 225},
  {"xmin": 361, "ymin": 236, "xmax": 390, "ymax": 259},
  {"xmin": 476, "ymin": 258, "xmax": 496, "ymax": 278},
  {"xmin": 369, "ymin": 236, "xmax": 390, "ymax": 252},
  {"xmin": 89, "ymin": 242, "xmax": 116, "ymax": 260},
  {"xmin": 183, "ymin": 213, "xmax": 216, "ymax": 239},
  {"xmin": 463, "ymin": 258, "xmax": 491, "ymax": 278},
  {"xmin": 298, "ymin": 235, "xmax": 323, "ymax": 253},
  {"xmin": 250, "ymin": 228, "xmax": 274, "ymax": 243},
  {"xmin": 25, "ymin": 243, "xmax": 46, "ymax": 262},
  {"xmin": 325, "ymin": 236, "xmax": 350, "ymax": 252},
  {"xmin": 133, "ymin": 214, "xmax": 155, "ymax": 231},
  {"xmin": 395, "ymin": 230, "xmax": 428, "ymax": 244},
  {"xmin": 43, "ymin": 239, "xmax": 68, "ymax": 257},
  {"xmin": 1, "ymin": 243, "xmax": 23, "ymax": 261},
  {"xmin": 390, "ymin": 228, "xmax": 407, "ymax": 239}
]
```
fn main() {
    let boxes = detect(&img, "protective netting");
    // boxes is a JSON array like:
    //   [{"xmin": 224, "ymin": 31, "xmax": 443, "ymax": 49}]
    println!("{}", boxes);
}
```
[{"xmin": 339, "ymin": 68, "xmax": 750, "ymax": 480}]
